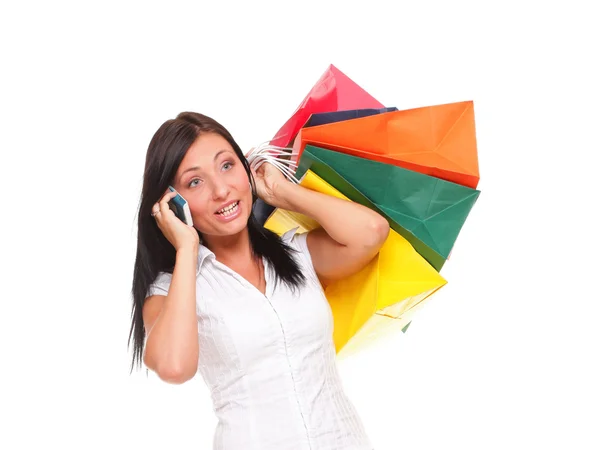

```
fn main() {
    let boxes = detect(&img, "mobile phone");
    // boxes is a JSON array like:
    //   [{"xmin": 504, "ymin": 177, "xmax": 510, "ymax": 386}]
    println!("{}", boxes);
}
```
[{"xmin": 168, "ymin": 186, "xmax": 194, "ymax": 226}]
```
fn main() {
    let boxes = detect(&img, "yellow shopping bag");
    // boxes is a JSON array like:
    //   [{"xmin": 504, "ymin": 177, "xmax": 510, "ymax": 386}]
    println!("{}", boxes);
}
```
[{"xmin": 265, "ymin": 170, "xmax": 447, "ymax": 357}]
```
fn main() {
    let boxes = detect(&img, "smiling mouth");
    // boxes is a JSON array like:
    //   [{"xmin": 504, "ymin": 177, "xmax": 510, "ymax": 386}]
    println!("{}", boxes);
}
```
[{"xmin": 215, "ymin": 201, "xmax": 239, "ymax": 217}]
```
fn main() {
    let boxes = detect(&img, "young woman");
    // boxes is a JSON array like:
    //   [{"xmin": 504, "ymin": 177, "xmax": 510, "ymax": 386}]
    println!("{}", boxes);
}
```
[{"xmin": 129, "ymin": 112, "xmax": 389, "ymax": 450}]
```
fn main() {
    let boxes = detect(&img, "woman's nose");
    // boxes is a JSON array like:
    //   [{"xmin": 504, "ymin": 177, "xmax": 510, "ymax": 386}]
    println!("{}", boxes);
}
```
[{"xmin": 211, "ymin": 178, "xmax": 230, "ymax": 200}]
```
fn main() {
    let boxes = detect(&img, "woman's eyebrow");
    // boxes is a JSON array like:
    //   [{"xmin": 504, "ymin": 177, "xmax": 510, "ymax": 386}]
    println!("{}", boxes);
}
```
[
  {"xmin": 213, "ymin": 149, "xmax": 229, "ymax": 161},
  {"xmin": 179, "ymin": 166, "xmax": 200, "ymax": 181}
]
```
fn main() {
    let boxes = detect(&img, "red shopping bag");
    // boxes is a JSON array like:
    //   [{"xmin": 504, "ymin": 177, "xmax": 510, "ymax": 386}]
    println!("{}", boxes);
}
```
[{"xmin": 270, "ymin": 64, "xmax": 384, "ymax": 147}]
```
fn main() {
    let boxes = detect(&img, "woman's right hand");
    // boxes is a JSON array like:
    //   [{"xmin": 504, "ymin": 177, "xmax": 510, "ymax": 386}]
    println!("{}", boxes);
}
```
[{"xmin": 152, "ymin": 190, "xmax": 200, "ymax": 253}]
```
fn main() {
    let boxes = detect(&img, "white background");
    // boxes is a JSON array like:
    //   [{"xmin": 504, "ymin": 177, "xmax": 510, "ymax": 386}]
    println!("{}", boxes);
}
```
[{"xmin": 1, "ymin": 1, "xmax": 599, "ymax": 449}]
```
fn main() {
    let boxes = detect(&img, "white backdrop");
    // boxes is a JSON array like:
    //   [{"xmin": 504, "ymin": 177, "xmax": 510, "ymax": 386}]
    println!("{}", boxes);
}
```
[{"xmin": 2, "ymin": 1, "xmax": 599, "ymax": 449}]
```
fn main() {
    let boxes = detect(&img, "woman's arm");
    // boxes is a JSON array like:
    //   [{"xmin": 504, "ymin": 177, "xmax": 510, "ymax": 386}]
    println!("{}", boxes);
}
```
[
  {"xmin": 143, "ymin": 247, "xmax": 199, "ymax": 384},
  {"xmin": 270, "ymin": 181, "xmax": 390, "ymax": 284},
  {"xmin": 142, "ymin": 190, "xmax": 201, "ymax": 384}
]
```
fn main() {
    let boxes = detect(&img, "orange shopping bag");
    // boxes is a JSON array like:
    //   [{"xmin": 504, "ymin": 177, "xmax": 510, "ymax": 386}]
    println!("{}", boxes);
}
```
[{"xmin": 293, "ymin": 100, "xmax": 480, "ymax": 189}]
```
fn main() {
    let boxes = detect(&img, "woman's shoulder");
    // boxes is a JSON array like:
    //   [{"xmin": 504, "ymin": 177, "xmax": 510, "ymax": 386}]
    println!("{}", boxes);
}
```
[
  {"xmin": 146, "ymin": 271, "xmax": 173, "ymax": 298},
  {"xmin": 280, "ymin": 226, "xmax": 309, "ymax": 253},
  {"xmin": 281, "ymin": 226, "xmax": 299, "ymax": 243},
  {"xmin": 279, "ymin": 227, "xmax": 317, "ymax": 277}
]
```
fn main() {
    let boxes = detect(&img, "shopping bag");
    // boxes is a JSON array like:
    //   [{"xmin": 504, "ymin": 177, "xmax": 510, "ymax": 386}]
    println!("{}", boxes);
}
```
[
  {"xmin": 293, "ymin": 100, "xmax": 480, "ymax": 189},
  {"xmin": 269, "ymin": 64, "xmax": 385, "ymax": 148},
  {"xmin": 265, "ymin": 170, "xmax": 447, "ymax": 356},
  {"xmin": 303, "ymin": 107, "xmax": 398, "ymax": 128},
  {"xmin": 296, "ymin": 145, "xmax": 480, "ymax": 271},
  {"xmin": 255, "ymin": 64, "xmax": 386, "ymax": 225}
]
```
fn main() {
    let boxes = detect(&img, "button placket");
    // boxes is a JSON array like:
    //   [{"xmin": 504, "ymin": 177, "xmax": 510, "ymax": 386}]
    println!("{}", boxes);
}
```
[{"xmin": 214, "ymin": 258, "xmax": 313, "ymax": 449}]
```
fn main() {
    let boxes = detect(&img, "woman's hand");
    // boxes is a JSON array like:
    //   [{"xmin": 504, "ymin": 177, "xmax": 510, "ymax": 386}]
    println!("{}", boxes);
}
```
[
  {"xmin": 252, "ymin": 161, "xmax": 289, "ymax": 207},
  {"xmin": 152, "ymin": 190, "xmax": 200, "ymax": 253}
]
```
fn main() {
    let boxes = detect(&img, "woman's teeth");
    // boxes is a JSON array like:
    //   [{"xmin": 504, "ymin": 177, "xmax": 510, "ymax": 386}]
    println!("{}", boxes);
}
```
[{"xmin": 217, "ymin": 201, "xmax": 239, "ymax": 216}]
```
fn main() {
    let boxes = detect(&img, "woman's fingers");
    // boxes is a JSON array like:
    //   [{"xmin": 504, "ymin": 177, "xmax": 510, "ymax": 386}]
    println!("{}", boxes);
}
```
[
  {"xmin": 159, "ymin": 189, "xmax": 177, "ymax": 205},
  {"xmin": 158, "ymin": 191, "xmax": 176, "ymax": 214},
  {"xmin": 151, "ymin": 190, "xmax": 177, "ymax": 220},
  {"xmin": 150, "ymin": 189, "xmax": 200, "ymax": 251},
  {"xmin": 151, "ymin": 202, "xmax": 161, "ymax": 218}
]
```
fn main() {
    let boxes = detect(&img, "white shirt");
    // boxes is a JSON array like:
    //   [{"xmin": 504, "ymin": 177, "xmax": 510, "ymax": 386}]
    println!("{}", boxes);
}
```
[{"xmin": 148, "ymin": 228, "xmax": 374, "ymax": 450}]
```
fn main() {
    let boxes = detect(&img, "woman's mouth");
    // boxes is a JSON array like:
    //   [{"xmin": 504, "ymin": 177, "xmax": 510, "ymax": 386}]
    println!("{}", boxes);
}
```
[{"xmin": 215, "ymin": 201, "xmax": 240, "ymax": 221}]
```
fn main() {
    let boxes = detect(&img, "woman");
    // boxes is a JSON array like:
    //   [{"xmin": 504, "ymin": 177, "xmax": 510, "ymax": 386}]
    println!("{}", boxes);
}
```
[{"xmin": 129, "ymin": 112, "xmax": 389, "ymax": 450}]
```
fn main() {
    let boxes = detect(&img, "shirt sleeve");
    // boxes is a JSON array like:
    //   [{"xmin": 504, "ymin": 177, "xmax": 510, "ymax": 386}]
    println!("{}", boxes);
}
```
[
  {"xmin": 281, "ymin": 227, "xmax": 320, "ymax": 285},
  {"xmin": 146, "ymin": 272, "xmax": 173, "ymax": 299}
]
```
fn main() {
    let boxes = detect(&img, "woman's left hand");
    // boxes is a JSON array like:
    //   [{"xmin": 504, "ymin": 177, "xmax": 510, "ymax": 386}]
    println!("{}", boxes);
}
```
[{"xmin": 251, "ymin": 161, "xmax": 288, "ymax": 207}]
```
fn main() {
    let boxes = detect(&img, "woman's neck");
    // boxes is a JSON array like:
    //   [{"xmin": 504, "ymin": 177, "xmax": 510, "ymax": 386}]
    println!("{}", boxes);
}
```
[{"xmin": 203, "ymin": 228, "xmax": 254, "ymax": 265}]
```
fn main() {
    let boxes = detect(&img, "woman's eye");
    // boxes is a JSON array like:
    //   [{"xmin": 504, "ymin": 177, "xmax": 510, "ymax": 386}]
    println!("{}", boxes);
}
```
[
  {"xmin": 189, "ymin": 179, "xmax": 201, "ymax": 188},
  {"xmin": 222, "ymin": 162, "xmax": 232, "ymax": 171}
]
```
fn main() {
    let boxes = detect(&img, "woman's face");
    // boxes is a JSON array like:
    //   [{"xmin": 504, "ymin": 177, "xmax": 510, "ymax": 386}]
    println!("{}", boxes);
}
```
[{"xmin": 172, "ymin": 132, "xmax": 253, "ymax": 240}]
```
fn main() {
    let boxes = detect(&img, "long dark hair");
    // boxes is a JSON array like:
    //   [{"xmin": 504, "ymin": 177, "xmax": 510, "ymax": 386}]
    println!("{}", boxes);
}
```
[{"xmin": 128, "ymin": 112, "xmax": 306, "ymax": 372}]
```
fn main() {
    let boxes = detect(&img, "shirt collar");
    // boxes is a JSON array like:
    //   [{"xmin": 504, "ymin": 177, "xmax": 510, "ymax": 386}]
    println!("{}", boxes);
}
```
[
  {"xmin": 196, "ymin": 244, "xmax": 216, "ymax": 275},
  {"xmin": 195, "ymin": 226, "xmax": 300, "ymax": 276}
]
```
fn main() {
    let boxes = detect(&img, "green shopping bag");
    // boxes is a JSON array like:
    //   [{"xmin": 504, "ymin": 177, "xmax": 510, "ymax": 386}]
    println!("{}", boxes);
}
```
[{"xmin": 296, "ymin": 145, "xmax": 480, "ymax": 271}]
